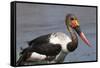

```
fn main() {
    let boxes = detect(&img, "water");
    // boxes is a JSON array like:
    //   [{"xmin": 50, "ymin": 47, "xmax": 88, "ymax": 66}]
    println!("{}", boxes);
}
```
[{"xmin": 16, "ymin": 3, "xmax": 97, "ymax": 63}]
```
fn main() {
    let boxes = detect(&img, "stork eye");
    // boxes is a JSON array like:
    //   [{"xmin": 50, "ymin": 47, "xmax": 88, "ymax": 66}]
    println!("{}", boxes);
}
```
[{"xmin": 70, "ymin": 18, "xmax": 74, "ymax": 20}]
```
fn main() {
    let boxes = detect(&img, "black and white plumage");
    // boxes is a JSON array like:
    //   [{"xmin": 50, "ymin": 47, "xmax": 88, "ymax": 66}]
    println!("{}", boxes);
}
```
[{"xmin": 16, "ymin": 14, "xmax": 91, "ymax": 66}]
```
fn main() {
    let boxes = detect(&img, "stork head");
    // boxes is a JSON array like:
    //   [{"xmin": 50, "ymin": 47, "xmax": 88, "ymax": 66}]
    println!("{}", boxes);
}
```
[{"xmin": 65, "ymin": 14, "xmax": 91, "ymax": 47}]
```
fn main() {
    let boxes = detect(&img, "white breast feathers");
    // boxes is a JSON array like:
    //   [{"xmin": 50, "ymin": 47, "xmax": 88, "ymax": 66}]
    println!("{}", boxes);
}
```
[{"xmin": 49, "ymin": 32, "xmax": 72, "ymax": 52}]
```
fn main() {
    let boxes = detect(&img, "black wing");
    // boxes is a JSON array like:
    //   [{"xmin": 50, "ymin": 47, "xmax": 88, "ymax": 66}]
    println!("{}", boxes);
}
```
[
  {"xmin": 27, "ymin": 34, "xmax": 62, "ymax": 56},
  {"xmin": 31, "ymin": 43, "xmax": 61, "ymax": 56},
  {"xmin": 17, "ymin": 43, "xmax": 61, "ymax": 65},
  {"xmin": 27, "ymin": 34, "xmax": 51, "ymax": 46},
  {"xmin": 17, "ymin": 34, "xmax": 62, "ymax": 65}
]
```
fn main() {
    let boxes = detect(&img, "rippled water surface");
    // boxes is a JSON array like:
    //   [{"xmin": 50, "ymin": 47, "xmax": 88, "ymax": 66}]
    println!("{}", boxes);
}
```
[{"xmin": 16, "ymin": 3, "xmax": 97, "ymax": 63}]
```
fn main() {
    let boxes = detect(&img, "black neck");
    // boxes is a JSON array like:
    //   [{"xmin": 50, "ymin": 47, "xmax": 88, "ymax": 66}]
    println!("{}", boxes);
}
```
[{"xmin": 67, "ymin": 27, "xmax": 78, "ymax": 52}]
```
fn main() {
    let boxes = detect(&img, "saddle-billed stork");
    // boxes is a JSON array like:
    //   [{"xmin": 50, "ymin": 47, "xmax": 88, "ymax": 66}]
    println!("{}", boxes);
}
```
[{"xmin": 16, "ymin": 14, "xmax": 91, "ymax": 65}]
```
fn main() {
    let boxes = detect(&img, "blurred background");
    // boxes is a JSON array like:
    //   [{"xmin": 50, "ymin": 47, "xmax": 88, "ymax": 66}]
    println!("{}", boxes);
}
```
[{"xmin": 16, "ymin": 3, "xmax": 97, "ymax": 63}]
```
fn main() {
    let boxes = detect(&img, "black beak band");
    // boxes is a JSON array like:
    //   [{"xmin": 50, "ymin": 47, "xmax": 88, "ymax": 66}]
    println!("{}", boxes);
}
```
[{"xmin": 74, "ymin": 26, "xmax": 81, "ymax": 35}]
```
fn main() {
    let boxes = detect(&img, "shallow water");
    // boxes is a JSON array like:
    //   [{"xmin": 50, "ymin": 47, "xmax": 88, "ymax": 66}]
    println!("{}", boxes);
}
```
[{"xmin": 16, "ymin": 3, "xmax": 97, "ymax": 63}]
